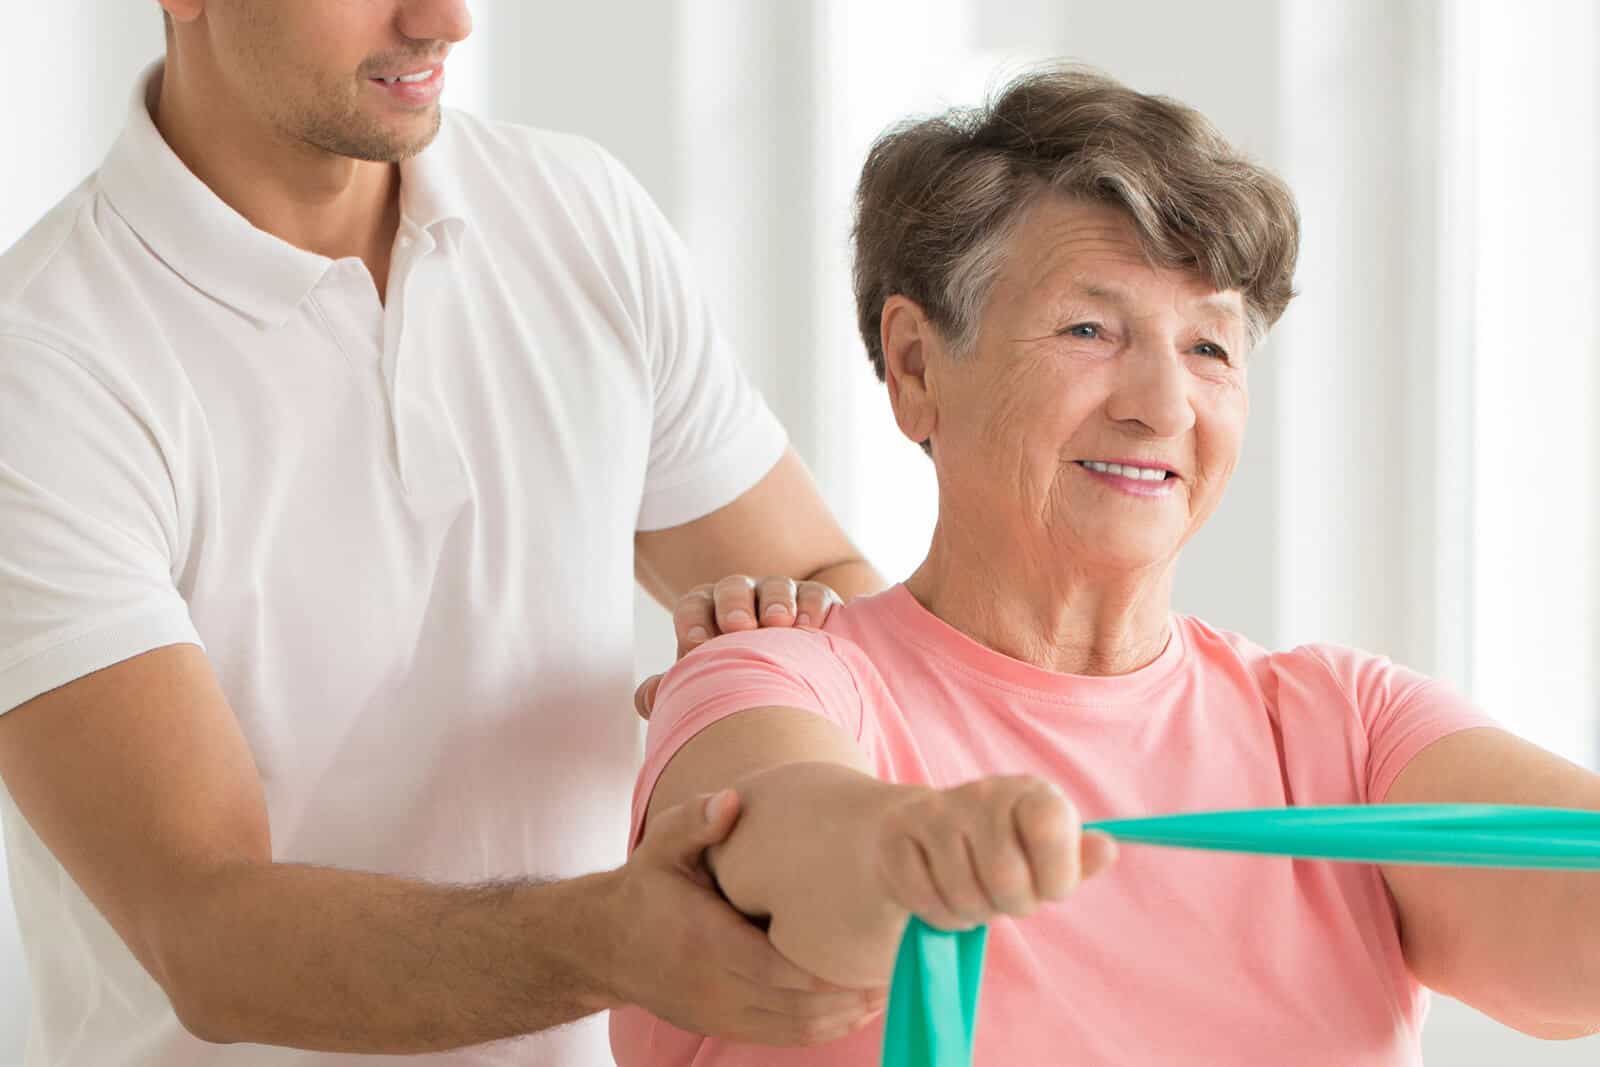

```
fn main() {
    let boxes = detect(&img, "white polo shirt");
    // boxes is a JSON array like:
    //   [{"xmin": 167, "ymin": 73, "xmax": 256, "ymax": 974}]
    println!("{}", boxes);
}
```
[{"xmin": 0, "ymin": 63, "xmax": 787, "ymax": 1067}]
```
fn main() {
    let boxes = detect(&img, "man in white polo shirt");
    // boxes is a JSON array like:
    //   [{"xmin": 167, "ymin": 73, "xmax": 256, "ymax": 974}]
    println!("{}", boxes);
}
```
[{"xmin": 0, "ymin": 2, "xmax": 887, "ymax": 1065}]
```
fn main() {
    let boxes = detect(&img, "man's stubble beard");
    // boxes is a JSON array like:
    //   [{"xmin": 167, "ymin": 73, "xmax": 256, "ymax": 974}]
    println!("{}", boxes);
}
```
[{"xmin": 291, "ymin": 86, "xmax": 443, "ymax": 163}]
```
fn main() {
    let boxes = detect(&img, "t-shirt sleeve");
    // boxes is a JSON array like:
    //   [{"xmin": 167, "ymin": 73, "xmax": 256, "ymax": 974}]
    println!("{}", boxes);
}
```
[
  {"xmin": 588, "ymin": 145, "xmax": 789, "ymax": 531},
  {"xmin": 0, "ymin": 333, "xmax": 200, "ymax": 714},
  {"xmin": 1308, "ymin": 645, "xmax": 1501, "ymax": 803},
  {"xmin": 630, "ymin": 628, "xmax": 865, "ymax": 850}
]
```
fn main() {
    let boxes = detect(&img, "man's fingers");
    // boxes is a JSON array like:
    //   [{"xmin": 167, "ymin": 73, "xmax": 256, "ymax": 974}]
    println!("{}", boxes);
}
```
[
  {"xmin": 638, "ymin": 789, "xmax": 742, "ymax": 868},
  {"xmin": 672, "ymin": 584, "xmax": 717, "ymax": 656},
  {"xmin": 753, "ymin": 576, "xmax": 797, "ymax": 627},
  {"xmin": 633, "ymin": 674, "xmax": 663, "ymax": 720},
  {"xmin": 712, "ymin": 575, "xmax": 759, "ymax": 634},
  {"xmin": 729, "ymin": 971, "xmax": 886, "ymax": 1045},
  {"xmin": 616, "ymin": 790, "xmax": 887, "ymax": 1047},
  {"xmin": 668, "ymin": 576, "xmax": 841, "ymax": 651},
  {"xmin": 737, "ymin": 997, "xmax": 883, "ymax": 1047},
  {"xmin": 740, "ymin": 980, "xmax": 882, "ymax": 1021},
  {"xmin": 794, "ymin": 581, "xmax": 840, "ymax": 629}
]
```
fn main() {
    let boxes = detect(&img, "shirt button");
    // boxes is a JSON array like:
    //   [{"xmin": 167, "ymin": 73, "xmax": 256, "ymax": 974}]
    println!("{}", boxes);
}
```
[{"xmin": 398, "ymin": 235, "xmax": 413, "ymax": 249}]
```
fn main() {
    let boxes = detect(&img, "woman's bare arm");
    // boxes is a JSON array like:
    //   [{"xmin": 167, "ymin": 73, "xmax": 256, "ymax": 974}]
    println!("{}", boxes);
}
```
[
  {"xmin": 1382, "ymin": 727, "xmax": 1600, "ymax": 1038},
  {"xmin": 644, "ymin": 705, "xmax": 1116, "ymax": 987}
]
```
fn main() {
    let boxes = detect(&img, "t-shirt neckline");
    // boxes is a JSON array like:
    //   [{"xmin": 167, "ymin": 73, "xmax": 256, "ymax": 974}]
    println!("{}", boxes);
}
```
[{"xmin": 878, "ymin": 583, "xmax": 1188, "ymax": 704}]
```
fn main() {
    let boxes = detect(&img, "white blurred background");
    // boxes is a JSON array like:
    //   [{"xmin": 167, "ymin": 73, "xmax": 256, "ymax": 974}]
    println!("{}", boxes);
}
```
[{"xmin": 4, "ymin": 1, "xmax": 1597, "ymax": 1063}]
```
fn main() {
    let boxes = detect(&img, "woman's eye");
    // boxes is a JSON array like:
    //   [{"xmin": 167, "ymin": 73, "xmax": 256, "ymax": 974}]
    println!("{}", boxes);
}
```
[
  {"xmin": 1063, "ymin": 322, "xmax": 1101, "ymax": 339},
  {"xmin": 1194, "ymin": 341, "xmax": 1230, "ymax": 361}
]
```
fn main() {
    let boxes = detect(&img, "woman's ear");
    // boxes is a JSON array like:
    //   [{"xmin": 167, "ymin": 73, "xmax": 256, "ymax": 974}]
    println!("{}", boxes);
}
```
[{"xmin": 880, "ymin": 296, "xmax": 938, "ymax": 448}]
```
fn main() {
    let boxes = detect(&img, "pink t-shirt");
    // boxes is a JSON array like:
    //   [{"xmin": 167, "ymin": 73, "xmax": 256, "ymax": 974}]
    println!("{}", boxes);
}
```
[{"xmin": 612, "ymin": 585, "xmax": 1499, "ymax": 1066}]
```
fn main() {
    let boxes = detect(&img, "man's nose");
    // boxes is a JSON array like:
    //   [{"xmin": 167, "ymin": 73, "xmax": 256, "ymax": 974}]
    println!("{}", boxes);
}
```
[{"xmin": 399, "ymin": 0, "xmax": 473, "ymax": 45}]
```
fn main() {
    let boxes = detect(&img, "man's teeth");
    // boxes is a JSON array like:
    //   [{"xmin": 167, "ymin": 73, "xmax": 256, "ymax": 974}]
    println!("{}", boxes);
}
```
[
  {"xmin": 380, "ymin": 70, "xmax": 433, "ymax": 84},
  {"xmin": 1080, "ymin": 461, "xmax": 1170, "ymax": 481}
]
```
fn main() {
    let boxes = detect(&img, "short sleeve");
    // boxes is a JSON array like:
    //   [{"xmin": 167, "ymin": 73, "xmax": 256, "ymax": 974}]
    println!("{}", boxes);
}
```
[
  {"xmin": 590, "ymin": 147, "xmax": 788, "ymax": 531},
  {"xmin": 0, "ymin": 333, "xmax": 200, "ymax": 713},
  {"xmin": 629, "ymin": 628, "xmax": 864, "ymax": 849},
  {"xmin": 1307, "ymin": 645, "xmax": 1501, "ymax": 803}
]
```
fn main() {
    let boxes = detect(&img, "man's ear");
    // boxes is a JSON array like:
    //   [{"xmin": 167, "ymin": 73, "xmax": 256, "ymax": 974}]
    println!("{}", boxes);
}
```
[{"xmin": 880, "ymin": 296, "xmax": 939, "ymax": 449}]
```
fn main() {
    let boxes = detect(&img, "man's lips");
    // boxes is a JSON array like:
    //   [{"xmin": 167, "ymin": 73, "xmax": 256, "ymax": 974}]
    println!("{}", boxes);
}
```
[
  {"xmin": 368, "ymin": 63, "xmax": 442, "ymax": 84},
  {"xmin": 365, "ymin": 50, "xmax": 450, "ymax": 81}
]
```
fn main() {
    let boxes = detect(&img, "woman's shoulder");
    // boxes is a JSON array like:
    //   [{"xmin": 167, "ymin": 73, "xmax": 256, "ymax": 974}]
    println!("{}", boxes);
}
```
[{"xmin": 1175, "ymin": 615, "xmax": 1447, "ymax": 719}]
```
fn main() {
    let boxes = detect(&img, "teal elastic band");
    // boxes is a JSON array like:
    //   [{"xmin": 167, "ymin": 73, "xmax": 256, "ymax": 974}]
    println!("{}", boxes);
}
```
[
  {"xmin": 882, "ymin": 919, "xmax": 987, "ymax": 1067},
  {"xmin": 881, "ymin": 804, "xmax": 1600, "ymax": 1067},
  {"xmin": 1085, "ymin": 803, "xmax": 1600, "ymax": 869}
]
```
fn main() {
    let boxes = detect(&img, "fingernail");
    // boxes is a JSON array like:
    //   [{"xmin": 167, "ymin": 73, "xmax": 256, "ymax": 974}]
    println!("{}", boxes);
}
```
[
  {"xmin": 687, "ymin": 626, "xmax": 708, "ymax": 643},
  {"xmin": 703, "ymin": 790, "xmax": 727, "ymax": 820},
  {"xmin": 764, "ymin": 602, "xmax": 789, "ymax": 617},
  {"xmin": 725, "ymin": 609, "xmax": 752, "ymax": 625},
  {"xmin": 796, "ymin": 613, "xmax": 813, "ymax": 627}
]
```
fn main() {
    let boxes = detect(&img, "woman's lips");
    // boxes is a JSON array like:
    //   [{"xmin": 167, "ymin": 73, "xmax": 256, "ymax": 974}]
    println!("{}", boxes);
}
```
[{"xmin": 1074, "ymin": 460, "xmax": 1179, "ymax": 498}]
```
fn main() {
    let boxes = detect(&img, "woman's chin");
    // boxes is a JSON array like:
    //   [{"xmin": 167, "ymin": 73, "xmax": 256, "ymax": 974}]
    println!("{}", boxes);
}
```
[{"xmin": 1057, "ymin": 543, "xmax": 1178, "ymax": 578}]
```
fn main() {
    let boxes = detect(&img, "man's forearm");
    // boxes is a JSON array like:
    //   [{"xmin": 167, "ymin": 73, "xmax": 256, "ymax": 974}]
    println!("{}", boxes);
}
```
[
  {"xmin": 159, "ymin": 861, "xmax": 623, "ymax": 1052},
  {"xmin": 804, "ymin": 558, "xmax": 887, "ymax": 602}
]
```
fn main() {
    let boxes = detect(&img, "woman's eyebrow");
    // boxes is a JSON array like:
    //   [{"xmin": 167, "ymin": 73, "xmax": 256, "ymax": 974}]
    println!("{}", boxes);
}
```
[
  {"xmin": 1068, "ymin": 279, "xmax": 1244, "ymax": 326},
  {"xmin": 1194, "ymin": 293, "xmax": 1244, "ymax": 325},
  {"xmin": 1067, "ymin": 279, "xmax": 1126, "ymax": 304}
]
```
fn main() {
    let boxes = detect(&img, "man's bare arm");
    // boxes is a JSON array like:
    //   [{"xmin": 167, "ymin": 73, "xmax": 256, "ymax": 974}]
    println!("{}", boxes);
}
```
[
  {"xmin": 1382, "ymin": 727, "xmax": 1600, "ymax": 1039},
  {"xmin": 634, "ymin": 447, "xmax": 886, "ymax": 613},
  {"xmin": 0, "ymin": 645, "xmax": 880, "ymax": 1051},
  {"xmin": 644, "ymin": 705, "xmax": 1116, "ymax": 988},
  {"xmin": 631, "ymin": 447, "xmax": 887, "ymax": 720}
]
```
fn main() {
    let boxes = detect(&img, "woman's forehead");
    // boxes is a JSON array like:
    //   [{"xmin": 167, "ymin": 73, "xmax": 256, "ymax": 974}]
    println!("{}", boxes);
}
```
[{"xmin": 1006, "ymin": 214, "xmax": 1244, "ymax": 320}]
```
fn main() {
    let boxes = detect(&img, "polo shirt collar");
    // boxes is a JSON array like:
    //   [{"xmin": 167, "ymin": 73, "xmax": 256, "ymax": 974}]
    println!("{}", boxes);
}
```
[
  {"xmin": 99, "ymin": 61, "xmax": 470, "ymax": 328},
  {"xmin": 399, "ymin": 116, "xmax": 470, "ymax": 249}
]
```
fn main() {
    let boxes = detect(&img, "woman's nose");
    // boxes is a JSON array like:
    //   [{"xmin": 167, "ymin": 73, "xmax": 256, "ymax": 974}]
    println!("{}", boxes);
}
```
[{"xmin": 1103, "ymin": 348, "xmax": 1196, "ymax": 439}]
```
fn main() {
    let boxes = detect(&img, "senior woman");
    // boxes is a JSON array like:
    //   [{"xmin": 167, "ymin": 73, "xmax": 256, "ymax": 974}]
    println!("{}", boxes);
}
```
[{"xmin": 610, "ymin": 68, "xmax": 1600, "ymax": 1065}]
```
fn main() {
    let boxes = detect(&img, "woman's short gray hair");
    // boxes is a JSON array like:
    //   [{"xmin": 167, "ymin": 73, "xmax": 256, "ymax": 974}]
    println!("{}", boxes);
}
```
[{"xmin": 851, "ymin": 66, "xmax": 1300, "ymax": 378}]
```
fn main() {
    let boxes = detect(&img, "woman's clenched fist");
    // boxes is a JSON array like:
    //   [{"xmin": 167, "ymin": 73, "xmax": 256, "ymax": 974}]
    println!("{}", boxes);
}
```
[{"xmin": 873, "ymin": 776, "xmax": 1118, "ymax": 930}]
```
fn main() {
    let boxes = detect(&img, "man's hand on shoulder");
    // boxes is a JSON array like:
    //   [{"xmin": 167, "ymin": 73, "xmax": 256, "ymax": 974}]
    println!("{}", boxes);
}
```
[{"xmin": 633, "ymin": 575, "xmax": 843, "ymax": 720}]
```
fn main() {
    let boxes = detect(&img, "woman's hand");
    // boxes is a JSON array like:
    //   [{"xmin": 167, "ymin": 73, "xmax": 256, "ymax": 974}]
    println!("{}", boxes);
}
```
[
  {"xmin": 690, "ymin": 761, "xmax": 1117, "ymax": 990},
  {"xmin": 874, "ymin": 776, "xmax": 1118, "ymax": 931}
]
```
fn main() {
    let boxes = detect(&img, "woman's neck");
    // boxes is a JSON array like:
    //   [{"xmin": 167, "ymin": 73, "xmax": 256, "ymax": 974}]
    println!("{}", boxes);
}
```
[{"xmin": 905, "ymin": 524, "xmax": 1175, "ymax": 677}]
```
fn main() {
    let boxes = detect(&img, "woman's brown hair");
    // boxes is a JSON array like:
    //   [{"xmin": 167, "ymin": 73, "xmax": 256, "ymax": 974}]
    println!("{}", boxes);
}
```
[{"xmin": 852, "ymin": 65, "xmax": 1300, "ymax": 380}]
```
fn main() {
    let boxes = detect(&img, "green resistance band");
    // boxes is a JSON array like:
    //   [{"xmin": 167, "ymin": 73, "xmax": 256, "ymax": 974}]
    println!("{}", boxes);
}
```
[
  {"xmin": 882, "ymin": 919, "xmax": 988, "ymax": 1067},
  {"xmin": 880, "ymin": 804, "xmax": 1600, "ymax": 1067}
]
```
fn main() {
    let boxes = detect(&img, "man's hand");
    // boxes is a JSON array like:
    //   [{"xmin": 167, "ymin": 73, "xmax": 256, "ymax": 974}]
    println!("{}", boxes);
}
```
[
  {"xmin": 874, "ymin": 776, "xmax": 1119, "ymax": 931},
  {"xmin": 633, "ymin": 576, "xmax": 843, "ymax": 719},
  {"xmin": 601, "ymin": 788, "xmax": 885, "ymax": 1044}
]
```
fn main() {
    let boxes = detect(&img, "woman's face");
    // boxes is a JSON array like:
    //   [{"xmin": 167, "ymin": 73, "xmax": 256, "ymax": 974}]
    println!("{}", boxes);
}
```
[{"xmin": 909, "ymin": 196, "xmax": 1251, "ymax": 576}]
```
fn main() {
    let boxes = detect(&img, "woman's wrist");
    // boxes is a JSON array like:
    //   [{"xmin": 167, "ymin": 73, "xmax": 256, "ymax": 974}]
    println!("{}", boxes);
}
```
[{"xmin": 701, "ymin": 762, "xmax": 919, "ymax": 986}]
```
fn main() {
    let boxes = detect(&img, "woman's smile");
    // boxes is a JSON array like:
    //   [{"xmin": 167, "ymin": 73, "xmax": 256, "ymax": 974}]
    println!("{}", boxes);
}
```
[{"xmin": 1073, "ymin": 459, "xmax": 1180, "ymax": 498}]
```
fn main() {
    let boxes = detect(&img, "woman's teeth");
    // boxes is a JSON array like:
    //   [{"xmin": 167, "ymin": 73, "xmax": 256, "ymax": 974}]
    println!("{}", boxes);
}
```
[{"xmin": 1079, "ymin": 460, "xmax": 1170, "ymax": 481}]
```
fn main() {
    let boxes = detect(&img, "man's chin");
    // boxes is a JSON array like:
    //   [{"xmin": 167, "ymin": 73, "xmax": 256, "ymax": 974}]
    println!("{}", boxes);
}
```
[{"xmin": 315, "ymin": 106, "xmax": 442, "ymax": 163}]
